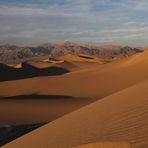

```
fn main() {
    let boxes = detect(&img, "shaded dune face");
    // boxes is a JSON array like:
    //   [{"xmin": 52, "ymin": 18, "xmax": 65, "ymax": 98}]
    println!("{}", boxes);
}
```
[
  {"xmin": 0, "ymin": 53, "xmax": 101, "ymax": 82},
  {"xmin": 22, "ymin": 62, "xmax": 69, "ymax": 76},
  {"xmin": 0, "ymin": 94, "xmax": 95, "ymax": 146},
  {"xmin": 0, "ymin": 123, "xmax": 45, "ymax": 147},
  {"xmin": 0, "ymin": 94, "xmax": 74, "ymax": 100},
  {"xmin": 0, "ymin": 94, "xmax": 96, "ymax": 126},
  {"xmin": 57, "ymin": 54, "xmax": 101, "ymax": 63},
  {"xmin": 78, "ymin": 55, "xmax": 94, "ymax": 59},
  {"xmin": 0, "ymin": 62, "xmax": 69, "ymax": 82}
]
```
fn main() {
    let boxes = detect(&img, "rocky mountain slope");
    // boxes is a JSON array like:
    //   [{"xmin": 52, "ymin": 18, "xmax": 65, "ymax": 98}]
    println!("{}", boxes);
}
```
[
  {"xmin": 0, "ymin": 45, "xmax": 50, "ymax": 63},
  {"xmin": 42, "ymin": 41, "xmax": 142, "ymax": 58},
  {"xmin": 0, "ymin": 41, "xmax": 142, "ymax": 63}
]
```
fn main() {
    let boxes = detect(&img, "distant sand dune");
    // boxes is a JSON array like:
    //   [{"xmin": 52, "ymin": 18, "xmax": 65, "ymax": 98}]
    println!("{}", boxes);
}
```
[
  {"xmin": 0, "ymin": 62, "xmax": 69, "ymax": 81},
  {"xmin": 0, "ymin": 54, "xmax": 102, "ymax": 82},
  {"xmin": 0, "ymin": 51, "xmax": 148, "ymax": 98},
  {"xmin": 57, "ymin": 54, "xmax": 98, "ymax": 62}
]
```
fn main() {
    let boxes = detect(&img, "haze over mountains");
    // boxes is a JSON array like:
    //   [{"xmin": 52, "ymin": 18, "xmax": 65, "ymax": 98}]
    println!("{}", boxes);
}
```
[{"xmin": 0, "ymin": 41, "xmax": 142, "ymax": 63}]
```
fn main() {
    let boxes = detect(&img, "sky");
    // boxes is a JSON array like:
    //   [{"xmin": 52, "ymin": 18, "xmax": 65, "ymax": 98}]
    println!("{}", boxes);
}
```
[{"xmin": 0, "ymin": 0, "xmax": 148, "ymax": 46}]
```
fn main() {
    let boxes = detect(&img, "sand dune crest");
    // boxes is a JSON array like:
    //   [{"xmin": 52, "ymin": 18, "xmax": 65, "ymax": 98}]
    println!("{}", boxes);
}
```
[{"xmin": 74, "ymin": 142, "xmax": 130, "ymax": 148}]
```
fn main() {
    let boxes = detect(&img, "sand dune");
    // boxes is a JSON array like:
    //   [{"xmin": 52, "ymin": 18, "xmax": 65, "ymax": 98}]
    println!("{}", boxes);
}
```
[
  {"xmin": 0, "ymin": 51, "xmax": 147, "ymax": 125},
  {"xmin": 0, "ymin": 51, "xmax": 148, "ymax": 126},
  {"xmin": 0, "ymin": 62, "xmax": 69, "ymax": 81},
  {"xmin": 0, "ymin": 54, "xmax": 102, "ymax": 82},
  {"xmin": 74, "ymin": 142, "xmax": 130, "ymax": 148},
  {"xmin": 57, "ymin": 54, "xmax": 100, "ymax": 62},
  {"xmin": 23, "ymin": 60, "xmax": 75, "ymax": 69},
  {"xmin": 0, "ymin": 54, "xmax": 102, "ymax": 125},
  {"xmin": 0, "ymin": 95, "xmax": 96, "ymax": 126},
  {"xmin": 54, "ymin": 54, "xmax": 103, "ymax": 71},
  {"xmin": 1, "ymin": 51, "xmax": 148, "ymax": 147},
  {"xmin": 7, "ymin": 63, "xmax": 22, "ymax": 68},
  {"xmin": 0, "ymin": 51, "xmax": 148, "ymax": 98},
  {"xmin": 5, "ymin": 79, "xmax": 148, "ymax": 148},
  {"xmin": 25, "ymin": 54, "xmax": 102, "ymax": 69}
]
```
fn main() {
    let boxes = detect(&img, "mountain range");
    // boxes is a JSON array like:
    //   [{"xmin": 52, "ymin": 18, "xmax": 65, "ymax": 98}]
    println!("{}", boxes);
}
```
[{"xmin": 0, "ymin": 41, "xmax": 142, "ymax": 63}]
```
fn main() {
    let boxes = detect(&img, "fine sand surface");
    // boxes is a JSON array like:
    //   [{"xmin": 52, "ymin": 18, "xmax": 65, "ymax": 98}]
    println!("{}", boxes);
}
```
[
  {"xmin": 1, "ymin": 51, "xmax": 148, "ymax": 147},
  {"xmin": 0, "ymin": 51, "xmax": 148, "ymax": 126},
  {"xmin": 0, "ymin": 51, "xmax": 148, "ymax": 99},
  {"xmin": 0, "ymin": 97, "xmax": 96, "ymax": 126},
  {"xmin": 74, "ymin": 142, "xmax": 130, "ymax": 148},
  {"xmin": 0, "ymin": 54, "xmax": 101, "ymax": 82},
  {"xmin": 0, "ymin": 54, "xmax": 101, "ymax": 126},
  {"xmin": 4, "ymin": 79, "xmax": 148, "ymax": 148}
]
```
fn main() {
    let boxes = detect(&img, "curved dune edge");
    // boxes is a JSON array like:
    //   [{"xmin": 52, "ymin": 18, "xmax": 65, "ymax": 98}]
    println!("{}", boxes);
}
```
[
  {"xmin": 4, "ymin": 79, "xmax": 148, "ymax": 148},
  {"xmin": 57, "ymin": 54, "xmax": 99, "ymax": 63},
  {"xmin": 73, "ymin": 142, "xmax": 130, "ymax": 148},
  {"xmin": 0, "ymin": 51, "xmax": 148, "ymax": 98},
  {"xmin": 1, "ymin": 51, "xmax": 148, "ymax": 147}
]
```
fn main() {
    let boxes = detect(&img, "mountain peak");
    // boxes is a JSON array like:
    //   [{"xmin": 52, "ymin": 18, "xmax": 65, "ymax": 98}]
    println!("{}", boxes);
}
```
[{"xmin": 63, "ymin": 41, "xmax": 78, "ymax": 46}]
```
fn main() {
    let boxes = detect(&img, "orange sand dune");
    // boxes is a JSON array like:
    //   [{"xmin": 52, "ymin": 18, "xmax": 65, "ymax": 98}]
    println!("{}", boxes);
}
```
[
  {"xmin": 0, "ymin": 51, "xmax": 148, "ymax": 147},
  {"xmin": 0, "ymin": 51, "xmax": 148, "ymax": 98},
  {"xmin": 7, "ymin": 63, "xmax": 22, "ymax": 68},
  {"xmin": 27, "ymin": 57, "xmax": 98, "ymax": 71},
  {"xmin": 74, "ymin": 142, "xmax": 130, "ymax": 148},
  {"xmin": 54, "ymin": 54, "xmax": 103, "ymax": 71},
  {"xmin": 0, "ymin": 51, "xmax": 148, "ymax": 127},
  {"xmin": 57, "ymin": 54, "xmax": 101, "ymax": 63},
  {"xmin": 23, "ymin": 59, "xmax": 76, "ymax": 70},
  {"xmin": 0, "ymin": 54, "xmax": 103, "ymax": 126},
  {"xmin": 7, "ymin": 54, "xmax": 101, "ymax": 71},
  {"xmin": 0, "ymin": 97, "xmax": 96, "ymax": 126},
  {"xmin": 5, "ymin": 79, "xmax": 148, "ymax": 148}
]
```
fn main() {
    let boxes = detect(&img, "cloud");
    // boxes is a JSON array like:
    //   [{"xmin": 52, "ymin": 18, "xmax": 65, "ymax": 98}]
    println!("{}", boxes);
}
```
[{"xmin": 0, "ymin": 0, "xmax": 148, "ymax": 46}]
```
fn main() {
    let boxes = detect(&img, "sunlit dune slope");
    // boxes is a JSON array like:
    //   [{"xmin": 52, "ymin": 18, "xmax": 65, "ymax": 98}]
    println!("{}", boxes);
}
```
[
  {"xmin": 5, "ymin": 79, "xmax": 148, "ymax": 148},
  {"xmin": 57, "ymin": 54, "xmax": 101, "ymax": 63},
  {"xmin": 25, "ymin": 54, "xmax": 101, "ymax": 71},
  {"xmin": 0, "ymin": 54, "xmax": 102, "ymax": 82},
  {"xmin": 0, "ymin": 51, "xmax": 148, "ymax": 98},
  {"xmin": 74, "ymin": 142, "xmax": 130, "ymax": 148}
]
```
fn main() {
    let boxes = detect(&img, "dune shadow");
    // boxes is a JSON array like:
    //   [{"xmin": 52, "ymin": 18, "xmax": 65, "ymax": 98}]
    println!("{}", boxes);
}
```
[
  {"xmin": 78, "ymin": 55, "xmax": 94, "ymax": 59},
  {"xmin": 74, "ymin": 142, "xmax": 130, "ymax": 148},
  {"xmin": 0, "ymin": 122, "xmax": 46, "ymax": 147},
  {"xmin": 0, "ymin": 94, "xmax": 74, "ymax": 100},
  {"xmin": 0, "ymin": 62, "xmax": 69, "ymax": 82}
]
